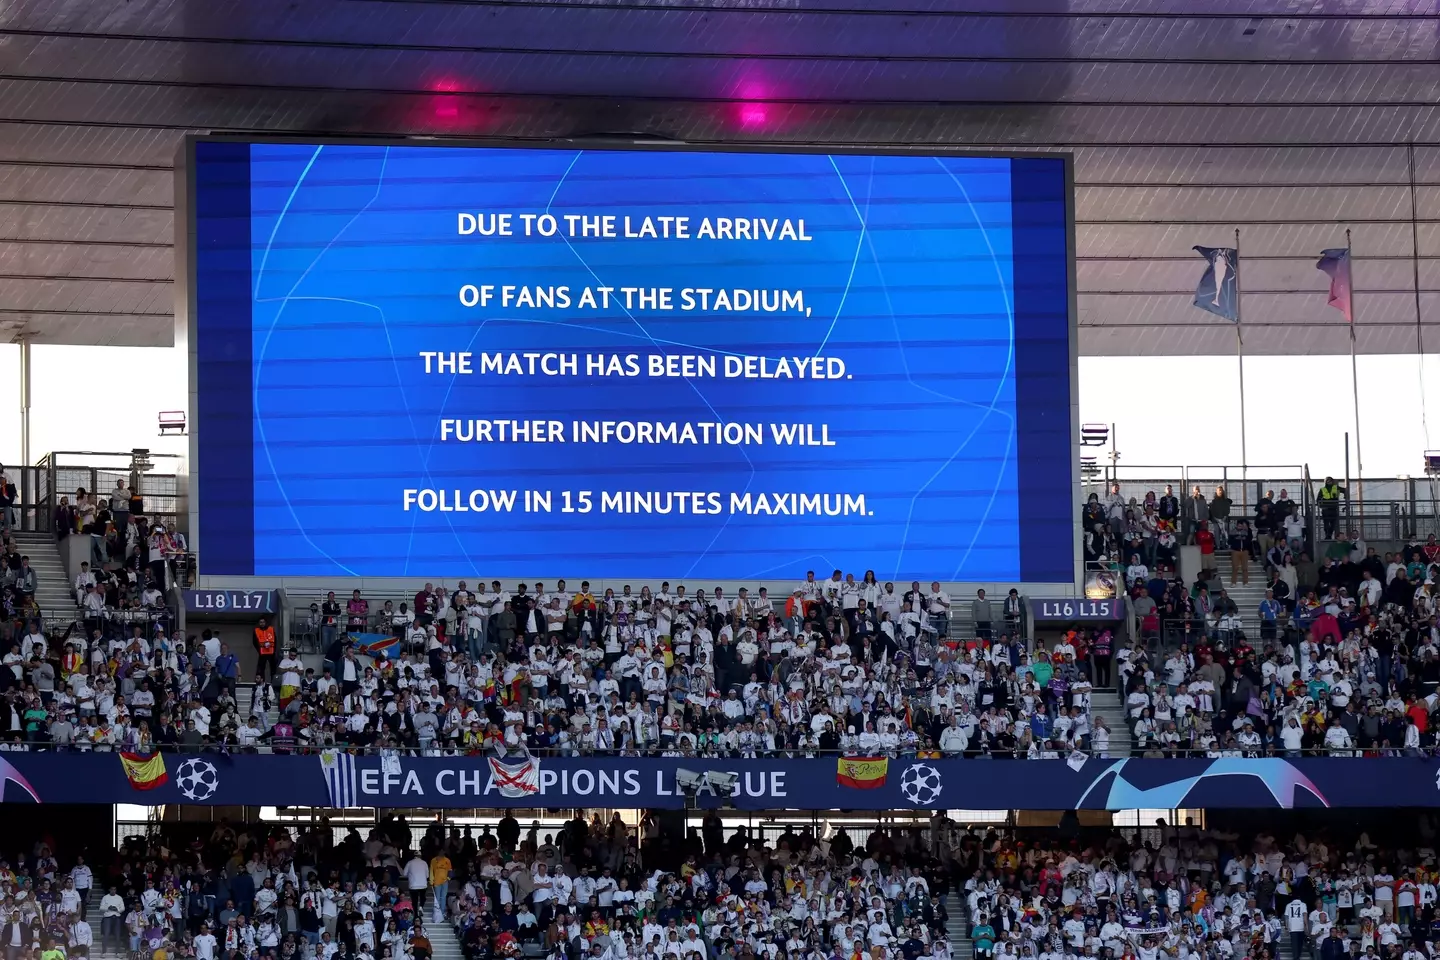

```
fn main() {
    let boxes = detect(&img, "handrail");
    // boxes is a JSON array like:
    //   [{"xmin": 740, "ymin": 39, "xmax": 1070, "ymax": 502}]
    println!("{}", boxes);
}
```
[{"xmin": 3, "ymin": 741, "xmax": 1429, "ymax": 759}]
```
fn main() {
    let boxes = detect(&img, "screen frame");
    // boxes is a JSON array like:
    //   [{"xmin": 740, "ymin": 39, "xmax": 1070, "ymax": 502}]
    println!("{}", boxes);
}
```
[{"xmin": 177, "ymin": 133, "xmax": 1081, "ymax": 593}]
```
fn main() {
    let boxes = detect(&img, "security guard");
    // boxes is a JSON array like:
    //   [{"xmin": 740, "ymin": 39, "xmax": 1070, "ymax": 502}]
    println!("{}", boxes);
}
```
[
  {"xmin": 253, "ymin": 617, "xmax": 278, "ymax": 683},
  {"xmin": 1317, "ymin": 476, "xmax": 1346, "ymax": 540}
]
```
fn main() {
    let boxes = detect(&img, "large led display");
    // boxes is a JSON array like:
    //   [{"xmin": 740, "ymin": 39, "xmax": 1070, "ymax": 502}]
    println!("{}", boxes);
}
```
[{"xmin": 189, "ymin": 139, "xmax": 1075, "ymax": 580}]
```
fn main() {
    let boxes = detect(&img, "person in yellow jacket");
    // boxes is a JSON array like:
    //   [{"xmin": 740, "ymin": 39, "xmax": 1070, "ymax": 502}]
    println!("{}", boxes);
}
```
[
  {"xmin": 429, "ymin": 852, "xmax": 452, "ymax": 922},
  {"xmin": 1317, "ymin": 476, "xmax": 1346, "ymax": 539}
]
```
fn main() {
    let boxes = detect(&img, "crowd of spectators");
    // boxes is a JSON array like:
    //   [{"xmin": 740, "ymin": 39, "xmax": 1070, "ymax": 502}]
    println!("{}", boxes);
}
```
[
  {"xmin": 52, "ymin": 481, "xmax": 186, "ymax": 590},
  {"xmin": 1106, "ymin": 504, "xmax": 1440, "ymax": 756},
  {"xmin": 1084, "ymin": 485, "xmax": 1313, "ymax": 579},
  {"xmin": 447, "ymin": 813, "xmax": 951, "ymax": 960},
  {"xmin": 10, "ymin": 813, "xmax": 1440, "ymax": 960},
  {"xmin": 962, "ymin": 817, "xmax": 1440, "ymax": 960},
  {"xmin": 0, "ymin": 570, "xmax": 1116, "ymax": 759},
  {"xmin": 8, "ymin": 470, "xmax": 1440, "ymax": 759},
  {"xmin": 0, "ymin": 813, "xmax": 954, "ymax": 960},
  {"xmin": 0, "ymin": 542, "xmax": 44, "ymax": 625}
]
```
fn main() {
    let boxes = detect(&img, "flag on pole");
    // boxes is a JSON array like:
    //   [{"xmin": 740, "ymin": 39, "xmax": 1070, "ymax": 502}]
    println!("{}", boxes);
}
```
[
  {"xmin": 1316, "ymin": 248, "xmax": 1353, "ymax": 323},
  {"xmin": 320, "ymin": 749, "xmax": 357, "ymax": 807},
  {"xmin": 1192, "ymin": 246, "xmax": 1240, "ymax": 322}
]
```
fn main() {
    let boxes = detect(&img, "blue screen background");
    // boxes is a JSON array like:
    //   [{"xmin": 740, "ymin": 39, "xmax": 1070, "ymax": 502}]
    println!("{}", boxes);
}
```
[{"xmin": 192, "ymin": 141, "xmax": 1073, "ymax": 582}]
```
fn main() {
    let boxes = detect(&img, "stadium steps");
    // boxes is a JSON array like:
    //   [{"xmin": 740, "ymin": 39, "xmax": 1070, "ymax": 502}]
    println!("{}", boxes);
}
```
[
  {"xmin": 1213, "ymin": 551, "xmax": 1268, "ymax": 641},
  {"xmin": 13, "ymin": 531, "xmax": 80, "ymax": 625},
  {"xmin": 946, "ymin": 892, "xmax": 973, "ymax": 960},
  {"xmin": 237, "ymin": 681, "xmax": 282, "ymax": 729},
  {"xmin": 430, "ymin": 915, "xmax": 468, "ymax": 960},
  {"xmin": 1089, "ymin": 689, "xmax": 1133, "ymax": 758},
  {"xmin": 85, "ymin": 887, "xmax": 122, "ymax": 960}
]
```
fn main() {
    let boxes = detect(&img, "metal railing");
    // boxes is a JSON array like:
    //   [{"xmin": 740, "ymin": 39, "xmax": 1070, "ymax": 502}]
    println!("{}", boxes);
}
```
[
  {"xmin": 1083, "ymin": 470, "xmax": 1440, "ymax": 558},
  {"xmin": 0, "ymin": 739, "xmax": 1424, "ymax": 759},
  {"xmin": 31, "ymin": 450, "xmax": 183, "ymax": 537},
  {"xmin": 1082, "ymin": 463, "xmax": 1312, "ymax": 509},
  {"xmin": 1310, "ymin": 496, "xmax": 1440, "ymax": 545}
]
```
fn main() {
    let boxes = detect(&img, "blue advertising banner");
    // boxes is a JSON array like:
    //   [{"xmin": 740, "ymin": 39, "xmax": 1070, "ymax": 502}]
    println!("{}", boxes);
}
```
[
  {"xmin": 1, "ymin": 753, "xmax": 1438, "ymax": 809},
  {"xmin": 191, "ymin": 139, "xmax": 1074, "ymax": 582}
]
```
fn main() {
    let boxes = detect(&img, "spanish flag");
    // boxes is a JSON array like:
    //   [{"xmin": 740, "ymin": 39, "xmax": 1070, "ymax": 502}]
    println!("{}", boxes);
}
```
[
  {"xmin": 836, "ymin": 757, "xmax": 888, "ymax": 789},
  {"xmin": 119, "ymin": 752, "xmax": 168, "ymax": 791}
]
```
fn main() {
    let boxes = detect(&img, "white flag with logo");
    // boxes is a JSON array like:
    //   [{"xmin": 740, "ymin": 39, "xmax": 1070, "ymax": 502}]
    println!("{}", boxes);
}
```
[
  {"xmin": 380, "ymin": 749, "xmax": 402, "ymax": 778},
  {"xmin": 487, "ymin": 756, "xmax": 540, "ymax": 798}
]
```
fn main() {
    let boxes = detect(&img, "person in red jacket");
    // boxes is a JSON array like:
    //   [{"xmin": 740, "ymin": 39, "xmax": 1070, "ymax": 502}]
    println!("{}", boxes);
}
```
[
  {"xmin": 1195, "ymin": 521, "xmax": 1216, "ymax": 569},
  {"xmin": 1408, "ymin": 697, "xmax": 1429, "ymax": 735}
]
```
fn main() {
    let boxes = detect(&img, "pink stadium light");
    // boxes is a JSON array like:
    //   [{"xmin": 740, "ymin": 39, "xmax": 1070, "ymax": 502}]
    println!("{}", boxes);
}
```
[
  {"xmin": 734, "ymin": 81, "xmax": 774, "ymax": 129},
  {"xmin": 427, "ymin": 78, "xmax": 463, "ymax": 120}
]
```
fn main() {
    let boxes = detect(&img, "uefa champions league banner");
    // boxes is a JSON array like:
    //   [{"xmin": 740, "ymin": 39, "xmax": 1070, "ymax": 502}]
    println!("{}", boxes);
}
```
[{"xmin": 1, "ymin": 753, "xmax": 1439, "ymax": 808}]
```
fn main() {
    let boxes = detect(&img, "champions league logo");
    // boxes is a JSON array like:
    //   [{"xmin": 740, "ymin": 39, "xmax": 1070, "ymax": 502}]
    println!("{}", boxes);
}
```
[
  {"xmin": 1076, "ymin": 758, "xmax": 1329, "ymax": 809},
  {"xmin": 0, "ymin": 757, "xmax": 40, "ymax": 803},
  {"xmin": 900, "ymin": 764, "xmax": 943, "ymax": 806},
  {"xmin": 176, "ymin": 759, "xmax": 220, "ymax": 800}
]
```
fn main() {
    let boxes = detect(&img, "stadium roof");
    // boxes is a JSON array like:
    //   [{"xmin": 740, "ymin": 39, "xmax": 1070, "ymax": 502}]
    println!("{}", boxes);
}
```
[{"xmin": 1, "ymin": 0, "xmax": 1437, "ymax": 355}]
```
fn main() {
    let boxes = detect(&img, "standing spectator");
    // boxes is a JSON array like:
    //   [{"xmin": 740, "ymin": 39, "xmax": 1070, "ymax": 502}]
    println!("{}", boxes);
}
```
[
  {"xmin": 146, "ymin": 523, "xmax": 176, "ymax": 589},
  {"xmin": 404, "ymin": 852, "xmax": 430, "ymax": 913},
  {"xmin": 0, "ymin": 473, "xmax": 15, "ymax": 532},
  {"xmin": 1285, "ymin": 896, "xmax": 1308, "ymax": 960},
  {"xmin": 1209, "ymin": 485, "xmax": 1233, "ymax": 536},
  {"xmin": 1194, "ymin": 522, "xmax": 1216, "ymax": 570},
  {"xmin": 346, "ymin": 590, "xmax": 369, "ymax": 634},
  {"xmin": 1158, "ymin": 484, "xmax": 1180, "ymax": 525},
  {"xmin": 15, "ymin": 556, "xmax": 36, "ymax": 601},
  {"xmin": 98, "ymin": 886, "xmax": 125, "ymax": 953},
  {"xmin": 214, "ymin": 643, "xmax": 239, "ymax": 696},
  {"xmin": 1185, "ymin": 485, "xmax": 1208, "ymax": 544},
  {"xmin": 429, "ymin": 850, "xmax": 452, "ymax": 924},
  {"xmin": 1105, "ymin": 483, "xmax": 1127, "ymax": 541},
  {"xmin": 320, "ymin": 592, "xmax": 341, "ymax": 648},
  {"xmin": 1229, "ymin": 520, "xmax": 1255, "ymax": 585},
  {"xmin": 1002, "ymin": 588, "xmax": 1022, "ymax": 635},
  {"xmin": 924, "ymin": 582, "xmax": 950, "ymax": 638},
  {"xmin": 968, "ymin": 588, "xmax": 989, "ymax": 641},
  {"xmin": 110, "ymin": 479, "xmax": 131, "ymax": 542},
  {"xmin": 53, "ymin": 494, "xmax": 74, "ymax": 540},
  {"xmin": 70, "ymin": 857, "xmax": 92, "ymax": 919},
  {"xmin": 1259, "ymin": 590, "xmax": 1282, "ymax": 641}
]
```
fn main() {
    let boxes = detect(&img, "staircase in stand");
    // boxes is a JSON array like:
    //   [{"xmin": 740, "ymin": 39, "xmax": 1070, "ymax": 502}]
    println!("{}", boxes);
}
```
[
  {"xmin": 946, "ymin": 892, "xmax": 973, "ymax": 960},
  {"xmin": 85, "ymin": 887, "xmax": 122, "ymax": 960},
  {"xmin": 1213, "ymin": 551, "xmax": 1268, "ymax": 640},
  {"xmin": 427, "ymin": 912, "xmax": 468, "ymax": 960},
  {"xmin": 237, "ymin": 681, "xmax": 282, "ymax": 728},
  {"xmin": 1089, "ymin": 688, "xmax": 1133, "ymax": 758},
  {"xmin": 13, "ymin": 531, "xmax": 80, "ymax": 626}
]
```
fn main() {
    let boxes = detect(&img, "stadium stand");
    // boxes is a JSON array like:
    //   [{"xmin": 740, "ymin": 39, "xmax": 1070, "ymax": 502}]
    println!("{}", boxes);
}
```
[
  {"xmin": 3, "ymin": 534, "xmax": 1440, "ymax": 759},
  {"xmin": 4, "ymin": 813, "xmax": 1439, "ymax": 960}
]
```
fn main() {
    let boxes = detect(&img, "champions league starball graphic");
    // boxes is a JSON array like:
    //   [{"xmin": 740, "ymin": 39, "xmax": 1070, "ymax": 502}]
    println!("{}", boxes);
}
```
[
  {"xmin": 900, "ymin": 763, "xmax": 944, "ymax": 806},
  {"xmin": 176, "ymin": 758, "xmax": 221, "ymax": 800}
]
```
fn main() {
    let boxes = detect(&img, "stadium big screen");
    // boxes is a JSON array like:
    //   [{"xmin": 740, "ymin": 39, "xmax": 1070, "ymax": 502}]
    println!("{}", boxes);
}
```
[{"xmin": 186, "ymin": 139, "xmax": 1076, "ymax": 582}]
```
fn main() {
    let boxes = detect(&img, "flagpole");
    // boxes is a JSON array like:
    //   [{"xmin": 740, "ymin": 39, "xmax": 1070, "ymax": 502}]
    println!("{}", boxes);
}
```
[
  {"xmin": 1347, "ymin": 228, "xmax": 1364, "ymax": 515},
  {"xmin": 1234, "ymin": 227, "xmax": 1248, "ymax": 511}
]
